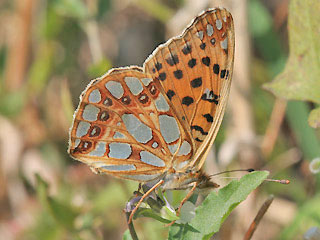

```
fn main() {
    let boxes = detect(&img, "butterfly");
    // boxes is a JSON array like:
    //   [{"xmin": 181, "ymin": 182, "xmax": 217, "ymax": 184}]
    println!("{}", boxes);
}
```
[{"xmin": 68, "ymin": 8, "xmax": 235, "ymax": 223}]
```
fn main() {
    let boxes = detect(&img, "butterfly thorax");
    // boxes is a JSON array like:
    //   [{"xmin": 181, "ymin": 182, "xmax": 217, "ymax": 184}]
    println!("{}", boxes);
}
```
[{"xmin": 161, "ymin": 168, "xmax": 219, "ymax": 190}]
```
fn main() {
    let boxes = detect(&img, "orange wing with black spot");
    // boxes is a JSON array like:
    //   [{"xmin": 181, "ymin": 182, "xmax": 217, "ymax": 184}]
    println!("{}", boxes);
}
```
[{"xmin": 144, "ymin": 8, "xmax": 235, "ymax": 169}]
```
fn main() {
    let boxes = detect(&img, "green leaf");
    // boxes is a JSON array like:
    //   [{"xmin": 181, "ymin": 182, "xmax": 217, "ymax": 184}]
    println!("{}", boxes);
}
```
[
  {"xmin": 308, "ymin": 107, "xmax": 320, "ymax": 128},
  {"xmin": 168, "ymin": 171, "xmax": 269, "ymax": 240},
  {"xmin": 123, "ymin": 230, "xmax": 133, "ymax": 240},
  {"xmin": 264, "ymin": 0, "xmax": 320, "ymax": 104},
  {"xmin": 36, "ymin": 174, "xmax": 79, "ymax": 231}
]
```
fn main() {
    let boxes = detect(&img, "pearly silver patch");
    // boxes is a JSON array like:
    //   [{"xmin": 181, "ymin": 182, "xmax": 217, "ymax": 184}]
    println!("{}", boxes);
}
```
[
  {"xmin": 122, "ymin": 114, "xmax": 152, "ymax": 143},
  {"xmin": 76, "ymin": 121, "xmax": 91, "ymax": 137},
  {"xmin": 89, "ymin": 142, "xmax": 106, "ymax": 157},
  {"xmin": 155, "ymin": 94, "xmax": 170, "ymax": 112},
  {"xmin": 74, "ymin": 139, "xmax": 81, "ymax": 148},
  {"xmin": 152, "ymin": 142, "xmax": 159, "ymax": 148},
  {"xmin": 168, "ymin": 143, "xmax": 179, "ymax": 155},
  {"xmin": 124, "ymin": 76, "xmax": 143, "ymax": 96},
  {"xmin": 82, "ymin": 104, "xmax": 100, "ymax": 121},
  {"xmin": 223, "ymin": 16, "xmax": 227, "ymax": 22},
  {"xmin": 121, "ymin": 174, "xmax": 161, "ymax": 181},
  {"xmin": 177, "ymin": 141, "xmax": 191, "ymax": 156},
  {"xmin": 221, "ymin": 38, "xmax": 228, "ymax": 50},
  {"xmin": 102, "ymin": 164, "xmax": 136, "ymax": 171},
  {"xmin": 88, "ymin": 89, "xmax": 101, "ymax": 103},
  {"xmin": 207, "ymin": 24, "xmax": 214, "ymax": 36},
  {"xmin": 159, "ymin": 115, "xmax": 180, "ymax": 143},
  {"xmin": 196, "ymin": 31, "xmax": 204, "ymax": 40},
  {"xmin": 105, "ymin": 81, "xmax": 124, "ymax": 99},
  {"xmin": 113, "ymin": 131, "xmax": 125, "ymax": 139},
  {"xmin": 140, "ymin": 151, "xmax": 165, "ymax": 167},
  {"xmin": 141, "ymin": 78, "xmax": 152, "ymax": 86},
  {"xmin": 174, "ymin": 160, "xmax": 189, "ymax": 170},
  {"xmin": 216, "ymin": 19, "xmax": 223, "ymax": 30},
  {"xmin": 108, "ymin": 142, "xmax": 132, "ymax": 159}
]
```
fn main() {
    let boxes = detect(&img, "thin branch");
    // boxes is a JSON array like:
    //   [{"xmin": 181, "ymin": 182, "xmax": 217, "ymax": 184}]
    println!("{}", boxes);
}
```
[{"xmin": 243, "ymin": 195, "xmax": 274, "ymax": 240}]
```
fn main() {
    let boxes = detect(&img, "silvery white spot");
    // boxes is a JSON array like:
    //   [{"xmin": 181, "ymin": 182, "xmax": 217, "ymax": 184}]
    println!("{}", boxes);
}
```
[
  {"xmin": 177, "ymin": 141, "xmax": 192, "ymax": 156},
  {"xmin": 210, "ymin": 38, "xmax": 216, "ymax": 45},
  {"xmin": 116, "ymin": 122, "xmax": 121, "ymax": 126},
  {"xmin": 105, "ymin": 81, "xmax": 124, "ymax": 99},
  {"xmin": 74, "ymin": 139, "xmax": 81, "ymax": 148},
  {"xmin": 152, "ymin": 142, "xmax": 159, "ymax": 148},
  {"xmin": 88, "ymin": 89, "xmax": 101, "ymax": 103},
  {"xmin": 159, "ymin": 115, "xmax": 180, "ymax": 143},
  {"xmin": 168, "ymin": 143, "xmax": 178, "ymax": 155},
  {"xmin": 121, "ymin": 174, "xmax": 160, "ymax": 181},
  {"xmin": 102, "ymin": 164, "xmax": 136, "ymax": 171},
  {"xmin": 221, "ymin": 38, "xmax": 228, "ymax": 50},
  {"xmin": 76, "ymin": 121, "xmax": 91, "ymax": 137},
  {"xmin": 207, "ymin": 24, "xmax": 214, "ymax": 36},
  {"xmin": 113, "ymin": 131, "xmax": 125, "ymax": 139},
  {"xmin": 196, "ymin": 31, "xmax": 204, "ymax": 40},
  {"xmin": 174, "ymin": 160, "xmax": 189, "ymax": 170},
  {"xmin": 108, "ymin": 142, "xmax": 132, "ymax": 159},
  {"xmin": 89, "ymin": 142, "xmax": 106, "ymax": 157},
  {"xmin": 216, "ymin": 19, "xmax": 223, "ymax": 30},
  {"xmin": 141, "ymin": 78, "xmax": 152, "ymax": 86},
  {"xmin": 122, "ymin": 114, "xmax": 152, "ymax": 143},
  {"xmin": 124, "ymin": 76, "xmax": 143, "ymax": 95},
  {"xmin": 155, "ymin": 94, "xmax": 170, "ymax": 112},
  {"xmin": 82, "ymin": 104, "xmax": 100, "ymax": 121},
  {"xmin": 140, "ymin": 151, "xmax": 165, "ymax": 167},
  {"xmin": 223, "ymin": 16, "xmax": 227, "ymax": 22}
]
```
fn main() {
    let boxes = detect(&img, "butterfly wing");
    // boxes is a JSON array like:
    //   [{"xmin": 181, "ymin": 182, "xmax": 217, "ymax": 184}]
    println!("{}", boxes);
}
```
[
  {"xmin": 144, "ymin": 8, "xmax": 234, "ymax": 169},
  {"xmin": 68, "ymin": 68, "xmax": 195, "ymax": 182}
]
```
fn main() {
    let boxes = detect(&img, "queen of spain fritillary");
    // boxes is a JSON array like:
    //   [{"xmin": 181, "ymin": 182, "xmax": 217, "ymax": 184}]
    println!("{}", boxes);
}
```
[{"xmin": 68, "ymin": 7, "xmax": 235, "ymax": 222}]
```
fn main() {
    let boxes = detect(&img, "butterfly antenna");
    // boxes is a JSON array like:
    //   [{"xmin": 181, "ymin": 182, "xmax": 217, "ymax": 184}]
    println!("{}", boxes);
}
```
[
  {"xmin": 208, "ymin": 168, "xmax": 254, "ymax": 178},
  {"xmin": 209, "ymin": 169, "xmax": 290, "ymax": 185}
]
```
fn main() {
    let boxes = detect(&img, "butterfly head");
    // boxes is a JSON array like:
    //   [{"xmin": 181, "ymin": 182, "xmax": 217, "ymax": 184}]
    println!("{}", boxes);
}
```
[{"xmin": 162, "ymin": 169, "xmax": 219, "ymax": 191}]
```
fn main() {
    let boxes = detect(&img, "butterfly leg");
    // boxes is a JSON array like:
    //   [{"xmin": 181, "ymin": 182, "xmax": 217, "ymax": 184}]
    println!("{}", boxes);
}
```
[
  {"xmin": 166, "ymin": 182, "xmax": 198, "ymax": 226},
  {"xmin": 128, "ymin": 179, "xmax": 164, "ymax": 224}
]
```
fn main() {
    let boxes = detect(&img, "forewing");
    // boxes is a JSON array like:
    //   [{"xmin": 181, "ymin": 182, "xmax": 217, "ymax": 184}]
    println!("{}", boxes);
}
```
[
  {"xmin": 144, "ymin": 8, "xmax": 234, "ymax": 168},
  {"xmin": 68, "ymin": 68, "xmax": 194, "ymax": 182}
]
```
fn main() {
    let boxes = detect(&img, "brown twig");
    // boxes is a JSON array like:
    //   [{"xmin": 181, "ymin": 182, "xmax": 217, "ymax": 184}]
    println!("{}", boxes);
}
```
[
  {"xmin": 261, "ymin": 99, "xmax": 287, "ymax": 157},
  {"xmin": 5, "ymin": 0, "xmax": 35, "ymax": 91},
  {"xmin": 243, "ymin": 195, "xmax": 274, "ymax": 240}
]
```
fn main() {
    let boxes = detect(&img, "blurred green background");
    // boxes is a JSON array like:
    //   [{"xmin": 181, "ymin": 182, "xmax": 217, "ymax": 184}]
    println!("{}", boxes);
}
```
[{"xmin": 0, "ymin": 0, "xmax": 319, "ymax": 239}]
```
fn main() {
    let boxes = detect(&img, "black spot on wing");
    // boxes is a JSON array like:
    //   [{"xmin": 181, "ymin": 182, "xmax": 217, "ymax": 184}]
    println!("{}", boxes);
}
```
[
  {"xmin": 203, "ymin": 113, "xmax": 213, "ymax": 123},
  {"xmin": 188, "ymin": 58, "xmax": 196, "ymax": 68},
  {"xmin": 182, "ymin": 43, "xmax": 192, "ymax": 55},
  {"xmin": 213, "ymin": 64, "xmax": 220, "ymax": 74},
  {"xmin": 191, "ymin": 125, "xmax": 208, "ymax": 135},
  {"xmin": 174, "ymin": 70, "xmax": 183, "ymax": 79},
  {"xmin": 202, "ymin": 57, "xmax": 210, "ymax": 66},
  {"xmin": 182, "ymin": 96, "xmax": 194, "ymax": 106},
  {"xmin": 190, "ymin": 77, "xmax": 202, "ymax": 88},
  {"xmin": 159, "ymin": 72, "xmax": 166, "ymax": 81},
  {"xmin": 155, "ymin": 62, "xmax": 162, "ymax": 71},
  {"xmin": 201, "ymin": 90, "xmax": 219, "ymax": 105},
  {"xmin": 220, "ymin": 70, "xmax": 226, "ymax": 78},
  {"xmin": 166, "ymin": 54, "xmax": 179, "ymax": 66},
  {"xmin": 166, "ymin": 90, "xmax": 175, "ymax": 100}
]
